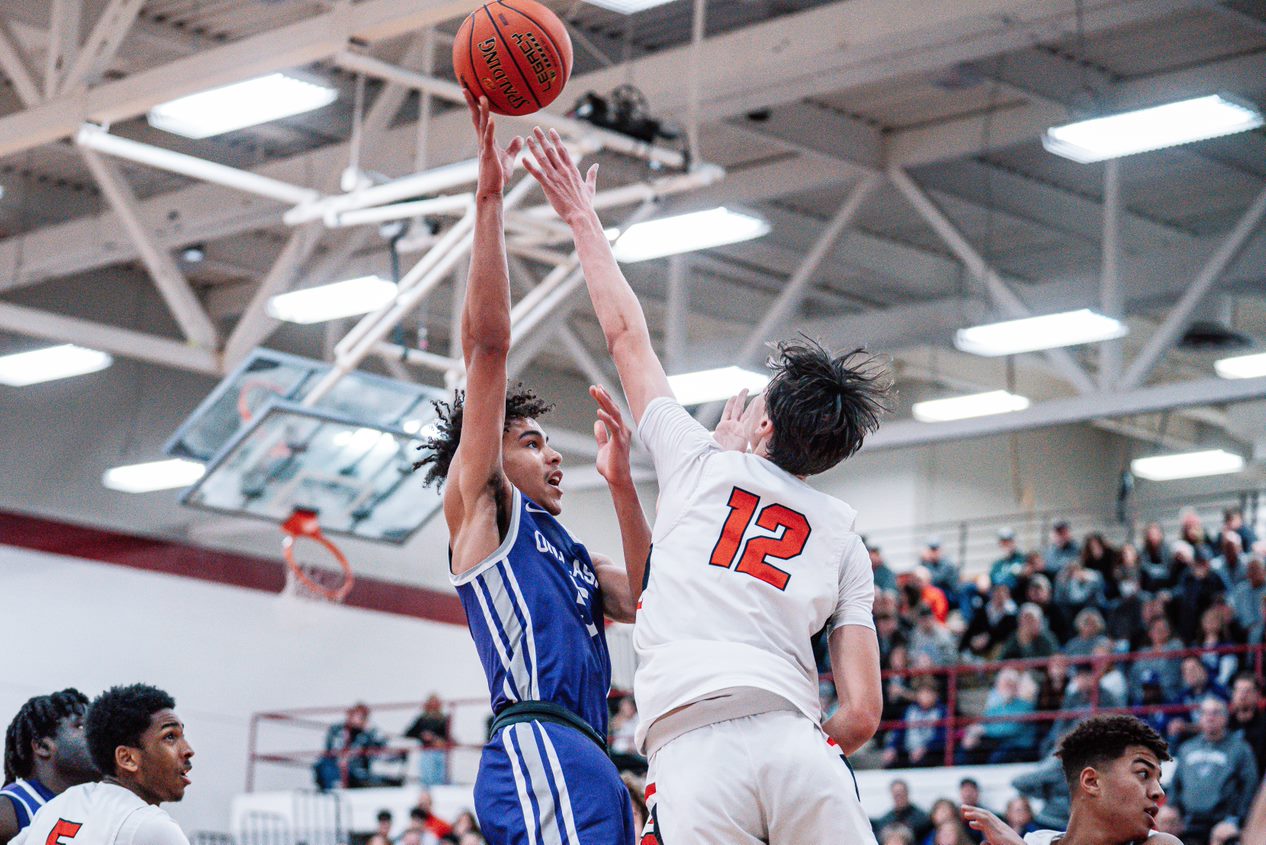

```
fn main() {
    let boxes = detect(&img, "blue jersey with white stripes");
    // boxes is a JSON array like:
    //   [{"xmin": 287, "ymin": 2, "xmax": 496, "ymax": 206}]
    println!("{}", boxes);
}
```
[
  {"xmin": 452, "ymin": 488, "xmax": 612, "ymax": 738},
  {"xmin": 1, "ymin": 778, "xmax": 54, "ymax": 831}
]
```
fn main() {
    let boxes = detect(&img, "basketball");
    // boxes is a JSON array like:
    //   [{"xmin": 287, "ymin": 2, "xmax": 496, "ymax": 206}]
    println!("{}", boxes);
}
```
[{"xmin": 453, "ymin": 0, "xmax": 573, "ymax": 117}]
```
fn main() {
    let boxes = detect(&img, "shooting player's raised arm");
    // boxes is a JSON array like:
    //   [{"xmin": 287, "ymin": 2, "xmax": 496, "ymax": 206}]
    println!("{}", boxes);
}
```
[
  {"xmin": 522, "ymin": 128, "xmax": 671, "ymax": 424},
  {"xmin": 445, "ymin": 94, "xmax": 525, "ymax": 576}
]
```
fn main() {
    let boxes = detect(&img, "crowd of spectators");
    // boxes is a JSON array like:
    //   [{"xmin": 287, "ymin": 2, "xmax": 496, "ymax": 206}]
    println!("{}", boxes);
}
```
[
  {"xmin": 363, "ymin": 792, "xmax": 485, "ymax": 845},
  {"xmin": 847, "ymin": 505, "xmax": 1266, "ymax": 845}
]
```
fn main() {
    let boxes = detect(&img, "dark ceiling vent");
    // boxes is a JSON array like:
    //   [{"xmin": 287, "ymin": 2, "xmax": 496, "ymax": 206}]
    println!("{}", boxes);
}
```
[{"xmin": 1179, "ymin": 320, "xmax": 1252, "ymax": 351}]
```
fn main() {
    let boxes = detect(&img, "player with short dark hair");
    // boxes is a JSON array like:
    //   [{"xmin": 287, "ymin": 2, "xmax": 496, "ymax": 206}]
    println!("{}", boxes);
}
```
[
  {"xmin": 525, "ymin": 126, "xmax": 888, "ymax": 843},
  {"xmin": 964, "ymin": 715, "xmax": 1178, "ymax": 845},
  {"xmin": 11, "ymin": 684, "xmax": 193, "ymax": 845},
  {"xmin": 416, "ymin": 93, "xmax": 651, "ymax": 845},
  {"xmin": 1, "ymin": 689, "xmax": 97, "ymax": 844}
]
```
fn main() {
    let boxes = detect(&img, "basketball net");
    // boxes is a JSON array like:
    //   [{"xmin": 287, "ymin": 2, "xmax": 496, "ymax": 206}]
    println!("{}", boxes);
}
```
[{"xmin": 280, "ymin": 509, "xmax": 355, "ymax": 604}]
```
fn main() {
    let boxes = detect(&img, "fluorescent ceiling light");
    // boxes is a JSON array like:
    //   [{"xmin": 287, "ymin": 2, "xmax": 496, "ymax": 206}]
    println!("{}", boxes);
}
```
[
  {"xmin": 668, "ymin": 366, "xmax": 769, "ymax": 406},
  {"xmin": 1130, "ymin": 449, "xmax": 1245, "ymax": 482},
  {"xmin": 148, "ymin": 72, "xmax": 338, "ymax": 139},
  {"xmin": 612, "ymin": 207, "xmax": 769, "ymax": 263},
  {"xmin": 955, "ymin": 309, "xmax": 1127, "ymax": 357},
  {"xmin": 585, "ymin": 0, "xmax": 676, "ymax": 14},
  {"xmin": 1215, "ymin": 351, "xmax": 1266, "ymax": 380},
  {"xmin": 0, "ymin": 344, "xmax": 112, "ymax": 386},
  {"xmin": 103, "ymin": 458, "xmax": 206, "ymax": 493},
  {"xmin": 1043, "ymin": 94, "xmax": 1264, "ymax": 164},
  {"xmin": 267, "ymin": 276, "xmax": 397, "ymax": 324},
  {"xmin": 912, "ymin": 390, "xmax": 1031, "ymax": 423}
]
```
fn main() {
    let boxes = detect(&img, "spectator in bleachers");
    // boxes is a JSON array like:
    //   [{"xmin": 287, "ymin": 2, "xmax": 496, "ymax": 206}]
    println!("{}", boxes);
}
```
[
  {"xmin": 999, "ymin": 604, "xmax": 1059, "ymax": 662},
  {"xmin": 884, "ymin": 680, "xmax": 946, "ymax": 768},
  {"xmin": 872, "ymin": 779, "xmax": 933, "ymax": 841},
  {"xmin": 960, "ymin": 583, "xmax": 1017, "ymax": 659},
  {"xmin": 1091, "ymin": 643, "xmax": 1129, "ymax": 705},
  {"xmin": 933, "ymin": 819, "xmax": 975, "ymax": 845},
  {"xmin": 448, "ymin": 811, "xmax": 480, "ymax": 843},
  {"xmin": 405, "ymin": 694, "xmax": 450, "ymax": 787},
  {"xmin": 990, "ymin": 529, "xmax": 1026, "ymax": 591},
  {"xmin": 1023, "ymin": 574, "xmax": 1071, "ymax": 644},
  {"xmin": 1106, "ymin": 575, "xmax": 1148, "ymax": 647},
  {"xmin": 1177, "ymin": 549, "xmax": 1230, "ymax": 643},
  {"xmin": 1063, "ymin": 608, "xmax": 1111, "ymax": 657},
  {"xmin": 1044, "ymin": 661, "xmax": 1123, "ymax": 755},
  {"xmin": 407, "ymin": 792, "xmax": 453, "ymax": 844},
  {"xmin": 1155, "ymin": 804, "xmax": 1185, "ymax": 839},
  {"xmin": 1249, "ymin": 594, "xmax": 1266, "ymax": 646},
  {"xmin": 1012, "ymin": 753, "xmax": 1070, "ymax": 830},
  {"xmin": 871, "ymin": 543, "xmax": 899, "ymax": 593},
  {"xmin": 1130, "ymin": 616, "xmax": 1185, "ymax": 701},
  {"xmin": 1169, "ymin": 657, "xmax": 1230, "ymax": 746},
  {"xmin": 1079, "ymin": 533, "xmax": 1119, "ymax": 587},
  {"xmin": 369, "ymin": 810, "xmax": 393, "ymax": 845},
  {"xmin": 1044, "ymin": 520, "xmax": 1080, "ymax": 576},
  {"xmin": 877, "ymin": 601, "xmax": 909, "ymax": 669},
  {"xmin": 958, "ymin": 668, "xmax": 1038, "ymax": 764},
  {"xmin": 879, "ymin": 824, "xmax": 916, "ymax": 845},
  {"xmin": 910, "ymin": 606, "xmax": 958, "ymax": 666},
  {"xmin": 1113, "ymin": 542, "xmax": 1142, "ymax": 584},
  {"xmin": 1134, "ymin": 671, "xmax": 1175, "ymax": 740},
  {"xmin": 1198, "ymin": 607, "xmax": 1240, "ymax": 688},
  {"xmin": 609, "ymin": 695, "xmax": 640, "ymax": 755},
  {"xmin": 1170, "ymin": 697, "xmax": 1259, "ymax": 845},
  {"xmin": 925, "ymin": 800, "xmax": 961, "ymax": 844},
  {"xmin": 910, "ymin": 566, "xmax": 950, "ymax": 623},
  {"xmin": 957, "ymin": 778, "xmax": 990, "ymax": 843},
  {"xmin": 1141, "ymin": 522, "xmax": 1175, "ymax": 591},
  {"xmin": 1226, "ymin": 506, "xmax": 1258, "ymax": 556},
  {"xmin": 1231, "ymin": 557, "xmax": 1266, "ymax": 632},
  {"xmin": 315, "ymin": 702, "xmax": 391, "ymax": 790},
  {"xmin": 1036, "ymin": 653, "xmax": 1072, "ymax": 712},
  {"xmin": 1214, "ymin": 530, "xmax": 1247, "ymax": 586},
  {"xmin": 1053, "ymin": 557, "xmax": 1106, "ymax": 623},
  {"xmin": 883, "ymin": 645, "xmax": 918, "ymax": 725},
  {"xmin": 1004, "ymin": 797, "xmax": 1037, "ymax": 837},
  {"xmin": 921, "ymin": 538, "xmax": 961, "ymax": 607},
  {"xmin": 1182, "ymin": 509, "xmax": 1217, "ymax": 560},
  {"xmin": 1230, "ymin": 673, "xmax": 1266, "ymax": 776}
]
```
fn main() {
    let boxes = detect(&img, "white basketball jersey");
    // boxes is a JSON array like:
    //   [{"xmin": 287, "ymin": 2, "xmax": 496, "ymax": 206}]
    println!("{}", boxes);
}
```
[
  {"xmin": 632, "ymin": 397, "xmax": 876, "ymax": 753},
  {"xmin": 12, "ymin": 783, "xmax": 189, "ymax": 845}
]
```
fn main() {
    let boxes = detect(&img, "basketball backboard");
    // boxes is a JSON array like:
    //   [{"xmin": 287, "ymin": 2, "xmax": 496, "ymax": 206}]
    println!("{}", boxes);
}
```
[{"xmin": 166, "ymin": 349, "xmax": 446, "ymax": 543}]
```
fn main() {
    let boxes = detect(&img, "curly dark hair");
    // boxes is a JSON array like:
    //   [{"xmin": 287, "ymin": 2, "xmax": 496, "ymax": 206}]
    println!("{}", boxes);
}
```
[
  {"xmin": 413, "ymin": 384, "xmax": 554, "ymax": 488},
  {"xmin": 1055, "ymin": 714, "xmax": 1170, "ymax": 790},
  {"xmin": 4, "ymin": 688, "xmax": 89, "ymax": 783},
  {"xmin": 85, "ymin": 684, "xmax": 176, "ymax": 776},
  {"xmin": 764, "ymin": 337, "xmax": 891, "ymax": 477}
]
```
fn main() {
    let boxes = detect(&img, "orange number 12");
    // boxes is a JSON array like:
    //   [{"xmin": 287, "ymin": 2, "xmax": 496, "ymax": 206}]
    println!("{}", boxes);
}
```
[{"xmin": 708, "ymin": 487, "xmax": 811, "ymax": 591}]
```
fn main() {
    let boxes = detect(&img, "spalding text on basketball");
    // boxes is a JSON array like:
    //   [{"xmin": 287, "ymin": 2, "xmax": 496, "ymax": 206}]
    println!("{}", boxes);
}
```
[{"xmin": 478, "ymin": 38, "xmax": 529, "ymax": 111}]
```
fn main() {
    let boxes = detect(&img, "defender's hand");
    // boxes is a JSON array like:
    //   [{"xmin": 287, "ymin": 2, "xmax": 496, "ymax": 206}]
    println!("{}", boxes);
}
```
[
  {"xmin": 592, "ymin": 384, "xmax": 633, "ymax": 486},
  {"xmin": 712, "ymin": 389, "xmax": 751, "ymax": 452},
  {"xmin": 523, "ymin": 126, "xmax": 598, "ymax": 226},
  {"xmin": 962, "ymin": 806, "xmax": 1025, "ymax": 845},
  {"xmin": 465, "ymin": 90, "xmax": 523, "ymax": 197}
]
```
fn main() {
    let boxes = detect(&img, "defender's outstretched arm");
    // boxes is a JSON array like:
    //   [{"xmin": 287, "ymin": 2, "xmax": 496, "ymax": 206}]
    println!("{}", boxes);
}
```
[
  {"xmin": 523, "ymin": 128, "xmax": 671, "ymax": 424},
  {"xmin": 445, "ymin": 94, "xmax": 525, "ymax": 576}
]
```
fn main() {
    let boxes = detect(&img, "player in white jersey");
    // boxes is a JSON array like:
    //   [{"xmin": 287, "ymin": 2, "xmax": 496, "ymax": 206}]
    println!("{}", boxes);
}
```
[
  {"xmin": 524, "ymin": 129, "xmax": 889, "ymax": 843},
  {"xmin": 13, "ymin": 685, "xmax": 193, "ymax": 845},
  {"xmin": 963, "ymin": 716, "xmax": 1177, "ymax": 845}
]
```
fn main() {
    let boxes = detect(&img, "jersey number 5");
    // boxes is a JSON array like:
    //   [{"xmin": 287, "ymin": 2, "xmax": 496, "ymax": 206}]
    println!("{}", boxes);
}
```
[
  {"xmin": 46, "ymin": 820, "xmax": 83, "ymax": 845},
  {"xmin": 708, "ymin": 487, "xmax": 811, "ymax": 590}
]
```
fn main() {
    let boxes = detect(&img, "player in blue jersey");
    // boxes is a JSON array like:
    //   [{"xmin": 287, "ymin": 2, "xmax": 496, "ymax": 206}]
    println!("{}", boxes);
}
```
[
  {"xmin": 2, "ymin": 688, "xmax": 99, "ymax": 844},
  {"xmin": 412, "ymin": 93, "xmax": 648, "ymax": 845}
]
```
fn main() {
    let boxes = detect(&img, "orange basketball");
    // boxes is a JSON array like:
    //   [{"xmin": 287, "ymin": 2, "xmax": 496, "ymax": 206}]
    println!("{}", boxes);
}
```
[{"xmin": 453, "ymin": 0, "xmax": 573, "ymax": 117}]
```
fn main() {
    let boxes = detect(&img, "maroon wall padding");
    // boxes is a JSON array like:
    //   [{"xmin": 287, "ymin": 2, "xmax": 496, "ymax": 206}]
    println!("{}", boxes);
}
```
[{"xmin": 0, "ymin": 510, "xmax": 466, "ymax": 625}]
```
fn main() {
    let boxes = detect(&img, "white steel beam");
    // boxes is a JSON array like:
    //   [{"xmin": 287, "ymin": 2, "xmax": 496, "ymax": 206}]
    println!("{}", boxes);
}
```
[
  {"xmin": 1099, "ymin": 159, "xmax": 1123, "ymax": 389},
  {"xmin": 78, "ymin": 148, "xmax": 219, "ymax": 349},
  {"xmin": 44, "ymin": 0, "xmax": 78, "ymax": 100},
  {"xmin": 59, "ymin": 0, "xmax": 146, "ymax": 93},
  {"xmin": 0, "ymin": 301, "xmax": 220, "ymax": 374},
  {"xmin": 867, "ymin": 375, "xmax": 1266, "ymax": 452},
  {"xmin": 223, "ymin": 224, "xmax": 326, "ymax": 367},
  {"xmin": 0, "ymin": 0, "xmax": 473, "ymax": 159},
  {"xmin": 0, "ymin": 16, "xmax": 40, "ymax": 107},
  {"xmin": 1120, "ymin": 184, "xmax": 1266, "ymax": 390},
  {"xmin": 887, "ymin": 165, "xmax": 1097, "ymax": 395}
]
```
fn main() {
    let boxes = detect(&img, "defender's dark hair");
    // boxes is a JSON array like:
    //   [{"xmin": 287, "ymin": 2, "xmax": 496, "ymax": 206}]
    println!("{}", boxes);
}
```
[
  {"xmin": 413, "ymin": 385, "xmax": 554, "ymax": 488},
  {"xmin": 85, "ymin": 684, "xmax": 176, "ymax": 776},
  {"xmin": 763, "ymin": 338, "xmax": 891, "ymax": 477},
  {"xmin": 1055, "ymin": 714, "xmax": 1170, "ymax": 791},
  {"xmin": 4, "ymin": 688, "xmax": 89, "ymax": 783}
]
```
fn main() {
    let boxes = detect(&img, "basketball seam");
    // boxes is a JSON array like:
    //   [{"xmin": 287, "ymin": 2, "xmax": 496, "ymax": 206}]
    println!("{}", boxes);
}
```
[
  {"xmin": 495, "ymin": 0, "xmax": 570, "ymax": 83},
  {"xmin": 482, "ymin": 3, "xmax": 544, "ymax": 111},
  {"xmin": 463, "ymin": 14, "xmax": 484, "ymax": 100}
]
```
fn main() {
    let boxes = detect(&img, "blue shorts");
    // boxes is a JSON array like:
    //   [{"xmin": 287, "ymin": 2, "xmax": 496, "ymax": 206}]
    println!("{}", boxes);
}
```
[{"xmin": 475, "ymin": 720, "xmax": 634, "ymax": 845}]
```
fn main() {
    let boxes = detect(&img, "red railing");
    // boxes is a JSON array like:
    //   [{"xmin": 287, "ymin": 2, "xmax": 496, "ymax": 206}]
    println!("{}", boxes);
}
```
[{"xmin": 864, "ymin": 642, "xmax": 1265, "ymax": 766}]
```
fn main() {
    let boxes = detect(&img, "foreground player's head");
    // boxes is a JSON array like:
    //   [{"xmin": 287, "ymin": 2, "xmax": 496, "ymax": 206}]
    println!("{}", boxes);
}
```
[
  {"xmin": 3, "ymin": 688, "xmax": 96, "ymax": 788},
  {"xmin": 86, "ymin": 684, "xmax": 193, "ymax": 805},
  {"xmin": 1056, "ymin": 715, "xmax": 1169, "ymax": 842},
  {"xmin": 415, "ymin": 385, "xmax": 563, "ymax": 513},
  {"xmin": 749, "ymin": 338, "xmax": 890, "ymax": 477}
]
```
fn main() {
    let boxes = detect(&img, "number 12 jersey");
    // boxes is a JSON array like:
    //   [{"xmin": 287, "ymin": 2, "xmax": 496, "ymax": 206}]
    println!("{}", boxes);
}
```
[{"xmin": 631, "ymin": 397, "xmax": 876, "ymax": 754}]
